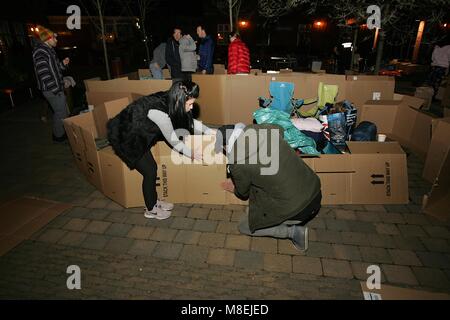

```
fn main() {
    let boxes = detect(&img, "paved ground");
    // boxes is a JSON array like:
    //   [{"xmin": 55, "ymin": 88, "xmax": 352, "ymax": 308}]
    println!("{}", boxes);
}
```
[{"xmin": 0, "ymin": 98, "xmax": 449, "ymax": 300}]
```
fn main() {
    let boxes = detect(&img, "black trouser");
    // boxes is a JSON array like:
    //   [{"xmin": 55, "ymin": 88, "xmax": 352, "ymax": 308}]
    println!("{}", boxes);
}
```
[
  {"xmin": 135, "ymin": 151, "xmax": 158, "ymax": 210},
  {"xmin": 291, "ymin": 191, "xmax": 322, "ymax": 226}
]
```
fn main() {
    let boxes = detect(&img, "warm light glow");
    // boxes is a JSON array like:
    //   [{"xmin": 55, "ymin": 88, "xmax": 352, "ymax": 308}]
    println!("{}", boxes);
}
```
[
  {"xmin": 239, "ymin": 20, "xmax": 249, "ymax": 28},
  {"xmin": 30, "ymin": 27, "xmax": 34, "ymax": 32},
  {"xmin": 35, "ymin": 27, "xmax": 39, "ymax": 32},
  {"xmin": 444, "ymin": 23, "xmax": 448, "ymax": 27}
]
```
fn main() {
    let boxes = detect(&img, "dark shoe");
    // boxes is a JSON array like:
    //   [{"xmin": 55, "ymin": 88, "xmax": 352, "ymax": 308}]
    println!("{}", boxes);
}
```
[
  {"xmin": 291, "ymin": 225, "xmax": 309, "ymax": 252},
  {"xmin": 52, "ymin": 133, "xmax": 68, "ymax": 143}
]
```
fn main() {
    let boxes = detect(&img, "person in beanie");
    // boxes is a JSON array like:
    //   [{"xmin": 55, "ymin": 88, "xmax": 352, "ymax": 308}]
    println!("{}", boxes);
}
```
[
  {"xmin": 32, "ymin": 25, "xmax": 70, "ymax": 142},
  {"xmin": 227, "ymin": 33, "xmax": 250, "ymax": 74},
  {"xmin": 215, "ymin": 123, "xmax": 322, "ymax": 252}
]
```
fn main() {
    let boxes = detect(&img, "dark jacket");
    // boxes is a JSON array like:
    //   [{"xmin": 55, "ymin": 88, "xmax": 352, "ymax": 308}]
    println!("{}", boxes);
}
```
[
  {"xmin": 107, "ymin": 91, "xmax": 192, "ymax": 169},
  {"xmin": 31, "ymin": 38, "xmax": 66, "ymax": 94},
  {"xmin": 228, "ymin": 124, "xmax": 321, "ymax": 233},
  {"xmin": 198, "ymin": 35, "xmax": 214, "ymax": 74},
  {"xmin": 165, "ymin": 37, "xmax": 182, "ymax": 79}
]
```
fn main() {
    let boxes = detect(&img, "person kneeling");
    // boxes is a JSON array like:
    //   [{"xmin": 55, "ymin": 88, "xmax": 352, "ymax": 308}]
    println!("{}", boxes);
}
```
[{"xmin": 216, "ymin": 123, "xmax": 322, "ymax": 252}]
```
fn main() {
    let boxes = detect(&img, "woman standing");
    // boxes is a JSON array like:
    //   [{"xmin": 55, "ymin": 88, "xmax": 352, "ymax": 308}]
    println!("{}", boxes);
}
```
[
  {"xmin": 107, "ymin": 81, "xmax": 214, "ymax": 219},
  {"xmin": 179, "ymin": 34, "xmax": 198, "ymax": 81}
]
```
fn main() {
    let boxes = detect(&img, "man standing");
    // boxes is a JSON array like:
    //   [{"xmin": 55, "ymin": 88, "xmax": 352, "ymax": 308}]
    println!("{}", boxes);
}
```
[
  {"xmin": 215, "ymin": 124, "xmax": 322, "ymax": 252},
  {"xmin": 32, "ymin": 25, "xmax": 70, "ymax": 142},
  {"xmin": 196, "ymin": 25, "xmax": 214, "ymax": 74},
  {"xmin": 150, "ymin": 42, "xmax": 166, "ymax": 79},
  {"xmin": 427, "ymin": 41, "xmax": 450, "ymax": 100},
  {"xmin": 227, "ymin": 33, "xmax": 250, "ymax": 74},
  {"xmin": 165, "ymin": 27, "xmax": 183, "ymax": 81}
]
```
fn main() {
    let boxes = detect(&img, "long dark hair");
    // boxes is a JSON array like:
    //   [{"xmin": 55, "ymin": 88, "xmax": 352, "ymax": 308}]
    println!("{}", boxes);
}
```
[{"xmin": 167, "ymin": 80, "xmax": 200, "ymax": 132}]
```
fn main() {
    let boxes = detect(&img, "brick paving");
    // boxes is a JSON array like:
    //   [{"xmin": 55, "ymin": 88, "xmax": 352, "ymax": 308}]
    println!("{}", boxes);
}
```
[{"xmin": 0, "ymin": 99, "xmax": 449, "ymax": 299}]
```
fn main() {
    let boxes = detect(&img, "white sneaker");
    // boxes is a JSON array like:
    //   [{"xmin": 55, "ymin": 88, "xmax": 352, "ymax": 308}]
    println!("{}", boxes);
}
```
[
  {"xmin": 144, "ymin": 204, "xmax": 171, "ymax": 220},
  {"xmin": 157, "ymin": 199, "xmax": 174, "ymax": 211}
]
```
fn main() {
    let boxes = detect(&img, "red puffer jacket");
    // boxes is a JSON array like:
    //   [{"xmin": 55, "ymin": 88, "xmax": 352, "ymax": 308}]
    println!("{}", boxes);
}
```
[{"xmin": 228, "ymin": 38, "xmax": 250, "ymax": 74}]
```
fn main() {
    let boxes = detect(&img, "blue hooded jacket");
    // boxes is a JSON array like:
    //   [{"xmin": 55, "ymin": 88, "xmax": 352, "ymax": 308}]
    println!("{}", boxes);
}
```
[{"xmin": 198, "ymin": 35, "xmax": 214, "ymax": 74}]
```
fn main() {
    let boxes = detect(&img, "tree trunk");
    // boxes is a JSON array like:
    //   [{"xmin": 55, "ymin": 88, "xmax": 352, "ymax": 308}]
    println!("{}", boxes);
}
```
[
  {"xmin": 374, "ymin": 30, "xmax": 384, "ymax": 75},
  {"xmin": 351, "ymin": 27, "xmax": 359, "ymax": 71},
  {"xmin": 229, "ymin": 0, "xmax": 233, "ymax": 33},
  {"xmin": 97, "ymin": 0, "xmax": 111, "ymax": 80},
  {"xmin": 142, "ymin": 25, "xmax": 151, "ymax": 66}
]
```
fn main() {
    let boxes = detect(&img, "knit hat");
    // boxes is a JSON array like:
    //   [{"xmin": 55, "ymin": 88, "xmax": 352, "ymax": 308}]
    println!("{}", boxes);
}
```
[{"xmin": 36, "ymin": 25, "xmax": 56, "ymax": 42}]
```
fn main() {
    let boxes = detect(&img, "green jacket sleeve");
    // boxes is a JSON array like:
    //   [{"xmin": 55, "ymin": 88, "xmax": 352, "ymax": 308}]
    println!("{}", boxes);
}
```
[{"xmin": 230, "ymin": 165, "xmax": 251, "ymax": 200}]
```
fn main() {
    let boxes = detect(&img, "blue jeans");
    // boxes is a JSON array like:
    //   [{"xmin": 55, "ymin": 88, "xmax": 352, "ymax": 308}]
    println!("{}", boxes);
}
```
[{"xmin": 150, "ymin": 63, "xmax": 163, "ymax": 79}]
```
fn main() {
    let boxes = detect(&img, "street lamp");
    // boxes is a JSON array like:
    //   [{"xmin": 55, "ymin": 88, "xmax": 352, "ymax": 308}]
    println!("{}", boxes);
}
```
[{"xmin": 239, "ymin": 20, "xmax": 249, "ymax": 28}]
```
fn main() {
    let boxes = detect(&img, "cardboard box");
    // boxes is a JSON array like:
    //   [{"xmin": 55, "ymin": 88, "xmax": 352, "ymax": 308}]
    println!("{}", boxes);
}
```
[
  {"xmin": 303, "ymin": 142, "xmax": 408, "ymax": 205},
  {"xmin": 99, "ymin": 147, "xmax": 145, "ymax": 208},
  {"xmin": 345, "ymin": 75, "xmax": 395, "ymax": 108},
  {"xmin": 422, "ymin": 147, "xmax": 450, "ymax": 222},
  {"xmin": 92, "ymin": 96, "xmax": 142, "ymax": 139},
  {"xmin": 86, "ymin": 91, "xmax": 136, "ymax": 109},
  {"xmin": 98, "ymin": 136, "xmax": 231, "ymax": 208},
  {"xmin": 0, "ymin": 197, "xmax": 72, "ymax": 256},
  {"xmin": 422, "ymin": 117, "xmax": 450, "ymax": 183},
  {"xmin": 214, "ymin": 64, "xmax": 227, "ymax": 74},
  {"xmin": 84, "ymin": 78, "xmax": 171, "ymax": 95},
  {"xmin": 360, "ymin": 96, "xmax": 437, "ymax": 159},
  {"xmin": 63, "ymin": 112, "xmax": 92, "ymax": 176},
  {"xmin": 415, "ymin": 86, "xmax": 434, "ymax": 109},
  {"xmin": 63, "ymin": 111, "xmax": 104, "ymax": 191},
  {"xmin": 361, "ymin": 282, "xmax": 450, "ymax": 300}
]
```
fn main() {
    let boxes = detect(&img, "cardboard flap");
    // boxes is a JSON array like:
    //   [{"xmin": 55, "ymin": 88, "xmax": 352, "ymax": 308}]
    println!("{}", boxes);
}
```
[
  {"xmin": 423, "ymin": 148, "xmax": 450, "ymax": 222},
  {"xmin": 93, "ymin": 97, "xmax": 132, "ymax": 139},
  {"xmin": 401, "ymin": 94, "xmax": 425, "ymax": 110},
  {"xmin": 347, "ymin": 142, "xmax": 404, "ymax": 154}
]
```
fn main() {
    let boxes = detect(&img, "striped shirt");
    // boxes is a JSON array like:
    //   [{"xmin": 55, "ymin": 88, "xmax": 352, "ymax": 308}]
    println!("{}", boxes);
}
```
[{"xmin": 32, "ymin": 42, "xmax": 66, "ymax": 94}]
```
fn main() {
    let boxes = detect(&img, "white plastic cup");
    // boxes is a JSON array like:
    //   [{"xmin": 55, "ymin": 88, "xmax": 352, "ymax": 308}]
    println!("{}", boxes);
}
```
[{"xmin": 378, "ymin": 134, "xmax": 387, "ymax": 142}]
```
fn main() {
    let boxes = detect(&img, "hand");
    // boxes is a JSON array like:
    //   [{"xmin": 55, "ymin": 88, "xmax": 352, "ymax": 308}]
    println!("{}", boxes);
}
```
[
  {"xmin": 63, "ymin": 57, "xmax": 70, "ymax": 66},
  {"xmin": 220, "ymin": 179, "xmax": 235, "ymax": 193},
  {"xmin": 209, "ymin": 128, "xmax": 217, "ymax": 135},
  {"xmin": 201, "ymin": 70, "xmax": 206, "ymax": 75}
]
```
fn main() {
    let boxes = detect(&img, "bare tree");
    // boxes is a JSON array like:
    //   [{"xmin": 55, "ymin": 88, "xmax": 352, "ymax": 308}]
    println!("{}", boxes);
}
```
[
  {"xmin": 257, "ymin": 0, "xmax": 313, "ymax": 19},
  {"xmin": 78, "ymin": 0, "xmax": 111, "ymax": 79},
  {"xmin": 212, "ymin": 0, "xmax": 242, "ymax": 32},
  {"xmin": 122, "ymin": 0, "xmax": 160, "ymax": 66},
  {"xmin": 322, "ymin": 0, "xmax": 448, "ymax": 73}
]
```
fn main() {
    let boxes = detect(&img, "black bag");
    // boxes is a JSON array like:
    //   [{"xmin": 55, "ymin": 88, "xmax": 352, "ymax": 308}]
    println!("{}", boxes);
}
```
[{"xmin": 351, "ymin": 121, "xmax": 378, "ymax": 141}]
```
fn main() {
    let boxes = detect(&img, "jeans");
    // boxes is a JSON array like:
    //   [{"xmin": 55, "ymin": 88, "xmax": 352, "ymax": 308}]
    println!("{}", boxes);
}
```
[
  {"xmin": 150, "ymin": 63, "xmax": 163, "ymax": 79},
  {"xmin": 42, "ymin": 91, "xmax": 68, "ymax": 138},
  {"xmin": 238, "ymin": 192, "xmax": 322, "ymax": 238},
  {"xmin": 427, "ymin": 66, "xmax": 447, "ymax": 98}
]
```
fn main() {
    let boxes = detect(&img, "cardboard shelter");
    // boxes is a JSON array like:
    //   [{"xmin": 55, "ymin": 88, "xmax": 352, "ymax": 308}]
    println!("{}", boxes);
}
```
[
  {"xmin": 359, "ymin": 95, "xmax": 438, "ymax": 160},
  {"xmin": 70, "ymin": 74, "xmax": 450, "ymax": 208},
  {"xmin": 66, "ymin": 86, "xmax": 410, "ymax": 207},
  {"xmin": 421, "ymin": 118, "xmax": 450, "ymax": 222}
]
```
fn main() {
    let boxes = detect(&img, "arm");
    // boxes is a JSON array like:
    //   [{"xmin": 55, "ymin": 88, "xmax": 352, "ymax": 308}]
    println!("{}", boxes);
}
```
[
  {"xmin": 229, "ymin": 165, "xmax": 251, "ymax": 199},
  {"xmin": 165, "ymin": 40, "xmax": 176, "ymax": 67},
  {"xmin": 148, "ymin": 109, "xmax": 193, "ymax": 158},
  {"xmin": 193, "ymin": 119, "xmax": 214, "ymax": 135},
  {"xmin": 228, "ymin": 43, "xmax": 237, "ymax": 74},
  {"xmin": 181, "ymin": 38, "xmax": 196, "ymax": 52}
]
